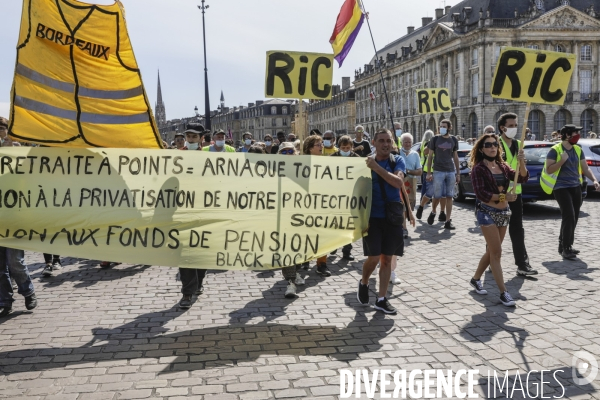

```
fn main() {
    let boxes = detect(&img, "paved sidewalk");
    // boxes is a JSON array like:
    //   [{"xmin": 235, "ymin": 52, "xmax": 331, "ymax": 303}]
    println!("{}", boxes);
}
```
[{"xmin": 1, "ymin": 194, "xmax": 599, "ymax": 399}]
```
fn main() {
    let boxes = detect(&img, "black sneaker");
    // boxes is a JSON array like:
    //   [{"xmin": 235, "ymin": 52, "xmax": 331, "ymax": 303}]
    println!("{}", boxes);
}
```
[
  {"xmin": 99, "ymin": 261, "xmax": 112, "ymax": 269},
  {"xmin": 342, "ymin": 253, "xmax": 355, "ymax": 261},
  {"xmin": 444, "ymin": 220, "xmax": 456, "ymax": 230},
  {"xmin": 179, "ymin": 295, "xmax": 193, "ymax": 309},
  {"xmin": 25, "ymin": 294, "xmax": 37, "ymax": 310},
  {"xmin": 195, "ymin": 285, "xmax": 204, "ymax": 295},
  {"xmin": 500, "ymin": 291, "xmax": 516, "ymax": 307},
  {"xmin": 42, "ymin": 264, "xmax": 53, "ymax": 277},
  {"xmin": 558, "ymin": 242, "xmax": 563, "ymax": 255},
  {"xmin": 316, "ymin": 263, "xmax": 331, "ymax": 277},
  {"xmin": 427, "ymin": 212, "xmax": 436, "ymax": 225},
  {"xmin": 52, "ymin": 260, "xmax": 62, "ymax": 270},
  {"xmin": 517, "ymin": 264, "xmax": 538, "ymax": 276},
  {"xmin": 302, "ymin": 262, "xmax": 310, "ymax": 270},
  {"xmin": 562, "ymin": 248, "xmax": 577, "ymax": 260},
  {"xmin": 470, "ymin": 278, "xmax": 487, "ymax": 295},
  {"xmin": 330, "ymin": 249, "xmax": 337, "ymax": 255},
  {"xmin": 438, "ymin": 211, "xmax": 447, "ymax": 222},
  {"xmin": 374, "ymin": 298, "xmax": 397, "ymax": 314},
  {"xmin": 571, "ymin": 247, "xmax": 580, "ymax": 254},
  {"xmin": 416, "ymin": 206, "xmax": 424, "ymax": 220},
  {"xmin": 357, "ymin": 281, "xmax": 369, "ymax": 305},
  {"xmin": 0, "ymin": 306, "xmax": 13, "ymax": 318}
]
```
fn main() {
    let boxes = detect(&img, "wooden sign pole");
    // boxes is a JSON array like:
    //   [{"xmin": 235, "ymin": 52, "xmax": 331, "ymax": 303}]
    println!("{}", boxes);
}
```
[
  {"xmin": 297, "ymin": 99, "xmax": 305, "ymax": 154},
  {"xmin": 511, "ymin": 102, "xmax": 531, "ymax": 194}
]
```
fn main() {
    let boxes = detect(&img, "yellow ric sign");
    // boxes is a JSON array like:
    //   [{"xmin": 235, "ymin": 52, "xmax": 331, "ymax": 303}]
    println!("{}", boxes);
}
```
[
  {"xmin": 265, "ymin": 51, "xmax": 334, "ymax": 100},
  {"xmin": 416, "ymin": 88, "xmax": 452, "ymax": 114},
  {"xmin": 491, "ymin": 47, "xmax": 575, "ymax": 105},
  {"xmin": 8, "ymin": 0, "xmax": 162, "ymax": 149},
  {"xmin": 0, "ymin": 148, "xmax": 371, "ymax": 270}
]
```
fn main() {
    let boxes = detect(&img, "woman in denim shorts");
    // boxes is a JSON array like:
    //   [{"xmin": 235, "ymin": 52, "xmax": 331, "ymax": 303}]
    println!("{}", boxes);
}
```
[{"xmin": 469, "ymin": 133, "xmax": 529, "ymax": 307}]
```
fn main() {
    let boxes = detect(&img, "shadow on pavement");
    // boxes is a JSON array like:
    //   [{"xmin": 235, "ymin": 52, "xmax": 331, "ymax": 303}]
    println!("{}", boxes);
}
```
[
  {"xmin": 542, "ymin": 260, "xmax": 597, "ymax": 281},
  {"xmin": 0, "ymin": 296, "xmax": 395, "ymax": 375}
]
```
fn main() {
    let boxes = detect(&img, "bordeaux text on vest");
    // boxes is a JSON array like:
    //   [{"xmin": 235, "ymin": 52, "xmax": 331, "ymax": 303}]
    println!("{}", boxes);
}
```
[{"xmin": 36, "ymin": 23, "xmax": 111, "ymax": 60}]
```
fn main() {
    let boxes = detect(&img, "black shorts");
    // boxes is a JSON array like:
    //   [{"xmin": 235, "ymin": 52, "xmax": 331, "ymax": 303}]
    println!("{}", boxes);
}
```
[{"xmin": 362, "ymin": 218, "xmax": 404, "ymax": 257}]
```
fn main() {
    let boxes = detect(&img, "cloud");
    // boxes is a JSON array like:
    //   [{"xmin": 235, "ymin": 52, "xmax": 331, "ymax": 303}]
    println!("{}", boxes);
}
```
[{"xmin": 0, "ymin": 103, "xmax": 9, "ymax": 119}]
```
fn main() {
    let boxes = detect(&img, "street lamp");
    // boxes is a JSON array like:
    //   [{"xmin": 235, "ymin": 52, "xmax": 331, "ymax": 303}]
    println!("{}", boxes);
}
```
[{"xmin": 198, "ymin": 1, "xmax": 211, "ymax": 131}]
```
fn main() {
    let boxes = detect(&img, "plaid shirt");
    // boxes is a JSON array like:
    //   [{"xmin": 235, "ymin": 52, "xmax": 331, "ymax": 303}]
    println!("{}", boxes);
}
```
[{"xmin": 471, "ymin": 161, "xmax": 529, "ymax": 203}]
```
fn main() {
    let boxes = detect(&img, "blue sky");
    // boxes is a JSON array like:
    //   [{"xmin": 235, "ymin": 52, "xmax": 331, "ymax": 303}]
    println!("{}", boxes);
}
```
[{"xmin": 0, "ymin": 0, "xmax": 448, "ymax": 120}]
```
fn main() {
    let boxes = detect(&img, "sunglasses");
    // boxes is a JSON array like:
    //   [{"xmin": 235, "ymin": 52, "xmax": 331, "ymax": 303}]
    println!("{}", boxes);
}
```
[
  {"xmin": 280, "ymin": 149, "xmax": 295, "ymax": 155},
  {"xmin": 483, "ymin": 142, "xmax": 499, "ymax": 148}
]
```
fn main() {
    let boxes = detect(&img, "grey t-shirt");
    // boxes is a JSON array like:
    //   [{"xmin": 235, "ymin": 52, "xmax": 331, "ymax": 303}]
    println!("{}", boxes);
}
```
[
  {"xmin": 428, "ymin": 135, "xmax": 458, "ymax": 172},
  {"xmin": 547, "ymin": 145, "xmax": 582, "ymax": 190}
]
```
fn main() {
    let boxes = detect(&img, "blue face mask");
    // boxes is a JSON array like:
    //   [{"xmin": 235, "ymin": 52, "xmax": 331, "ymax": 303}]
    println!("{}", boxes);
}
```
[
  {"xmin": 340, "ymin": 150, "xmax": 352, "ymax": 157},
  {"xmin": 323, "ymin": 140, "xmax": 332, "ymax": 147},
  {"xmin": 396, "ymin": 129, "xmax": 402, "ymax": 136},
  {"xmin": 440, "ymin": 127, "xmax": 448, "ymax": 135}
]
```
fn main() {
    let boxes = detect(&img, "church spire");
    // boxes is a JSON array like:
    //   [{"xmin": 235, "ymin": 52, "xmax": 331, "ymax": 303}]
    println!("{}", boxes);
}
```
[
  {"xmin": 220, "ymin": 90, "xmax": 225, "ymax": 110},
  {"xmin": 155, "ymin": 70, "xmax": 166, "ymax": 127}
]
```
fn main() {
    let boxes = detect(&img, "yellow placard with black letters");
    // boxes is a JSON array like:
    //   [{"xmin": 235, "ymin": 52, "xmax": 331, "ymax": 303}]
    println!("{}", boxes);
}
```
[
  {"xmin": 265, "ymin": 51, "xmax": 334, "ymax": 100},
  {"xmin": 491, "ymin": 47, "xmax": 575, "ymax": 105},
  {"xmin": 416, "ymin": 88, "xmax": 452, "ymax": 114}
]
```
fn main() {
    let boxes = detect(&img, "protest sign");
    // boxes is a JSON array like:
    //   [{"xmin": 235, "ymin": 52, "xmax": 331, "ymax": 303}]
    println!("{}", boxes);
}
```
[
  {"xmin": 0, "ymin": 148, "xmax": 371, "ymax": 270},
  {"xmin": 265, "ymin": 51, "xmax": 334, "ymax": 100},
  {"xmin": 416, "ymin": 88, "xmax": 452, "ymax": 114},
  {"xmin": 8, "ymin": 0, "xmax": 162, "ymax": 149},
  {"xmin": 491, "ymin": 47, "xmax": 575, "ymax": 105}
]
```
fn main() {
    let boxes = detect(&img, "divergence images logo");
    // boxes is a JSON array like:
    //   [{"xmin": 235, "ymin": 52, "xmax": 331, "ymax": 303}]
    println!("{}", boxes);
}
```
[{"xmin": 572, "ymin": 351, "xmax": 598, "ymax": 386}]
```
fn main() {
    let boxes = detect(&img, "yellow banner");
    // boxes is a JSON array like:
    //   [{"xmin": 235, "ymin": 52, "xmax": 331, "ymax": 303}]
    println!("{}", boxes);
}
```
[
  {"xmin": 491, "ymin": 47, "xmax": 575, "ymax": 105},
  {"xmin": 416, "ymin": 88, "xmax": 452, "ymax": 114},
  {"xmin": 8, "ymin": 0, "xmax": 162, "ymax": 148},
  {"xmin": 0, "ymin": 148, "xmax": 371, "ymax": 270},
  {"xmin": 265, "ymin": 51, "xmax": 334, "ymax": 100}
]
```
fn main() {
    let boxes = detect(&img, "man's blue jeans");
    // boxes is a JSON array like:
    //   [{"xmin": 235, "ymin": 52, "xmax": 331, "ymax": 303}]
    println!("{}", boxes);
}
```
[{"xmin": 0, "ymin": 247, "xmax": 35, "ymax": 307}]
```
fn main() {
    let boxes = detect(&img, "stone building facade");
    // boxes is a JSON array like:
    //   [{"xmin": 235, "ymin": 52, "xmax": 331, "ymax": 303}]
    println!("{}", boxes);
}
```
[
  {"xmin": 308, "ymin": 77, "xmax": 356, "ymax": 137},
  {"xmin": 354, "ymin": 0, "xmax": 600, "ymax": 141}
]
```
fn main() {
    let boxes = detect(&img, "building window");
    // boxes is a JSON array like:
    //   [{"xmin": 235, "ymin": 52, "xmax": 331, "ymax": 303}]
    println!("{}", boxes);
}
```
[
  {"xmin": 456, "ymin": 54, "xmax": 460, "ymax": 69},
  {"xmin": 581, "ymin": 45, "xmax": 592, "ymax": 61},
  {"xmin": 529, "ymin": 110, "xmax": 542, "ymax": 138},
  {"xmin": 555, "ymin": 44, "xmax": 565, "ymax": 53},
  {"xmin": 472, "ymin": 48, "xmax": 478, "ymax": 66},
  {"xmin": 282, "ymin": 106, "xmax": 288, "ymax": 115},
  {"xmin": 472, "ymin": 73, "xmax": 479, "ymax": 98},
  {"xmin": 271, "ymin": 106, "xmax": 277, "ymax": 115},
  {"xmin": 413, "ymin": 70, "xmax": 418, "ymax": 83},
  {"xmin": 580, "ymin": 70, "xmax": 592, "ymax": 96},
  {"xmin": 283, "ymin": 118, "xmax": 288, "ymax": 126},
  {"xmin": 581, "ymin": 109, "xmax": 594, "ymax": 135},
  {"xmin": 554, "ymin": 110, "xmax": 568, "ymax": 131},
  {"xmin": 528, "ymin": 44, "xmax": 539, "ymax": 50},
  {"xmin": 470, "ymin": 112, "xmax": 478, "ymax": 137}
]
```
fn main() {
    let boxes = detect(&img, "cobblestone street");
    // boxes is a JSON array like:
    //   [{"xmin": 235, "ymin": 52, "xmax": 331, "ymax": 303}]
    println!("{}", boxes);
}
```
[{"xmin": 1, "ymin": 193, "xmax": 599, "ymax": 400}]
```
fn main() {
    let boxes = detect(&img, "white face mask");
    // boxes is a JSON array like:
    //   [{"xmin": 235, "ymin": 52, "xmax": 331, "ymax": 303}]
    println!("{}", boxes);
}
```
[
  {"xmin": 504, "ymin": 127, "xmax": 518, "ymax": 139},
  {"xmin": 323, "ymin": 140, "xmax": 332, "ymax": 148},
  {"xmin": 215, "ymin": 140, "xmax": 225, "ymax": 147},
  {"xmin": 340, "ymin": 150, "xmax": 352, "ymax": 157},
  {"xmin": 187, "ymin": 142, "xmax": 199, "ymax": 150},
  {"xmin": 440, "ymin": 127, "xmax": 448, "ymax": 135},
  {"xmin": 265, "ymin": 141, "xmax": 272, "ymax": 146},
  {"xmin": 244, "ymin": 139, "xmax": 252, "ymax": 145},
  {"xmin": 395, "ymin": 129, "xmax": 402, "ymax": 136}
]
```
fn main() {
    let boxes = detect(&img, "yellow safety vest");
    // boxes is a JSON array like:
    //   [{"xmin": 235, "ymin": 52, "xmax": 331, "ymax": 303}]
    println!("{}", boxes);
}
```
[
  {"xmin": 420, "ymin": 141, "xmax": 433, "ymax": 173},
  {"xmin": 499, "ymin": 137, "xmax": 522, "ymax": 194},
  {"xmin": 541, "ymin": 143, "xmax": 583, "ymax": 194},
  {"xmin": 9, "ymin": 0, "xmax": 162, "ymax": 148}
]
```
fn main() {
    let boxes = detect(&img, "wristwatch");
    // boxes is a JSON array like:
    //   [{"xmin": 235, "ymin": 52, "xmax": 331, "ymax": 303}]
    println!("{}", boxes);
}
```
[{"xmin": 498, "ymin": 193, "xmax": 506, "ymax": 202}]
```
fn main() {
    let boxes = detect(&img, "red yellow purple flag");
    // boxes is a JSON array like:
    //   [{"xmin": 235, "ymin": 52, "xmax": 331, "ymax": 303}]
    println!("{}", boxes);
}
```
[{"xmin": 329, "ymin": 0, "xmax": 365, "ymax": 67}]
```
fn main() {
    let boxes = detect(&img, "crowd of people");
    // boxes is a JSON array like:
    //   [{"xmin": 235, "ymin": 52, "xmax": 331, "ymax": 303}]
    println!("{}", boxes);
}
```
[{"xmin": 0, "ymin": 113, "xmax": 599, "ymax": 317}]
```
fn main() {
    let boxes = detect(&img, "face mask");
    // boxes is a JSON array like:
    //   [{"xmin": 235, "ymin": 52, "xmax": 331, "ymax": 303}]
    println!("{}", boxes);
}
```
[
  {"xmin": 340, "ymin": 150, "xmax": 351, "ymax": 157},
  {"xmin": 215, "ymin": 140, "xmax": 225, "ymax": 147},
  {"xmin": 482, "ymin": 152, "xmax": 496, "ymax": 162},
  {"xmin": 504, "ymin": 127, "xmax": 518, "ymax": 139},
  {"xmin": 395, "ymin": 129, "xmax": 402, "ymax": 136},
  {"xmin": 568, "ymin": 133, "xmax": 580, "ymax": 145},
  {"xmin": 187, "ymin": 142, "xmax": 199, "ymax": 150},
  {"xmin": 323, "ymin": 140, "xmax": 332, "ymax": 147},
  {"xmin": 244, "ymin": 139, "xmax": 252, "ymax": 145},
  {"xmin": 265, "ymin": 141, "xmax": 272, "ymax": 146},
  {"xmin": 440, "ymin": 127, "xmax": 448, "ymax": 135}
]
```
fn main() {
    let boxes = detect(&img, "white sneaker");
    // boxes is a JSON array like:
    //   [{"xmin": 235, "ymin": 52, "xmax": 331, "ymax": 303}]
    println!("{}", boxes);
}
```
[
  {"xmin": 285, "ymin": 282, "xmax": 297, "ymax": 298},
  {"xmin": 295, "ymin": 273, "xmax": 305, "ymax": 286},
  {"xmin": 390, "ymin": 272, "xmax": 401, "ymax": 285}
]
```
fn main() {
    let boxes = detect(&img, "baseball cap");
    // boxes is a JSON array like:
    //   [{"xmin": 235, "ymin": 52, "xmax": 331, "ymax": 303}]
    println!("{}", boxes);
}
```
[
  {"xmin": 184, "ymin": 123, "xmax": 205, "ymax": 134},
  {"xmin": 560, "ymin": 124, "xmax": 583, "ymax": 135}
]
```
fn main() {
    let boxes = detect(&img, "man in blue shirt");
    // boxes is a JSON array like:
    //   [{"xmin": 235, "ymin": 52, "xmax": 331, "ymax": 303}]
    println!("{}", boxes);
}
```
[
  {"xmin": 357, "ymin": 129, "xmax": 406, "ymax": 315},
  {"xmin": 399, "ymin": 132, "xmax": 422, "ymax": 238}
]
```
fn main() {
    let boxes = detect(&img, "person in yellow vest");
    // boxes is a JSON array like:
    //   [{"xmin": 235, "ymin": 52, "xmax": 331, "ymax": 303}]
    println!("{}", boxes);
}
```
[
  {"xmin": 542, "ymin": 125, "xmax": 599, "ymax": 260},
  {"xmin": 202, "ymin": 130, "xmax": 236, "ymax": 152},
  {"xmin": 497, "ymin": 113, "xmax": 537, "ymax": 276},
  {"xmin": 322, "ymin": 130, "xmax": 338, "ymax": 156},
  {"xmin": 415, "ymin": 130, "xmax": 435, "ymax": 219}
]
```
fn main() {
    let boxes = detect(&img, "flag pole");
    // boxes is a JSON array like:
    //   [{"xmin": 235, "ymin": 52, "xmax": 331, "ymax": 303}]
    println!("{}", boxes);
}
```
[{"xmin": 359, "ymin": 0, "xmax": 397, "ymax": 142}]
